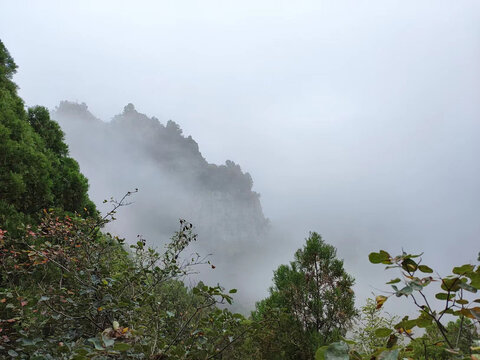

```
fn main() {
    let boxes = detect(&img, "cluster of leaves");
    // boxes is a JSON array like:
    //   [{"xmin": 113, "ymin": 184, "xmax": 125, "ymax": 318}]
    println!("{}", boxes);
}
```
[
  {"xmin": 0, "ymin": 202, "xmax": 252, "ymax": 359},
  {"xmin": 313, "ymin": 249, "xmax": 480, "ymax": 360},
  {"xmin": 314, "ymin": 299, "xmax": 402, "ymax": 360},
  {"xmin": 352, "ymin": 250, "xmax": 480, "ymax": 359}
]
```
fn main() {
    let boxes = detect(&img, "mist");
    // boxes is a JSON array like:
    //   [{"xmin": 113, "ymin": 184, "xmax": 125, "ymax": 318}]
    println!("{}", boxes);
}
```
[
  {"xmin": 51, "ymin": 101, "xmax": 276, "ymax": 311},
  {"xmin": 2, "ymin": 0, "xmax": 480, "ymax": 315}
]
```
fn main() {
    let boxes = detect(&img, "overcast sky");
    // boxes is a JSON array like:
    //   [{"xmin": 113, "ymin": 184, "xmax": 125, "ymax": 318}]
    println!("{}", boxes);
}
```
[{"xmin": 2, "ymin": 0, "xmax": 480, "ymax": 312}]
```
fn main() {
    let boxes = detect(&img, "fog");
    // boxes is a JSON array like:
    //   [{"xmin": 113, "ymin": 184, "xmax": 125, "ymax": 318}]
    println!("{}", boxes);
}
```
[
  {"xmin": 51, "ymin": 101, "xmax": 274, "ymax": 311},
  {"xmin": 2, "ymin": 1, "xmax": 480, "ymax": 315}
]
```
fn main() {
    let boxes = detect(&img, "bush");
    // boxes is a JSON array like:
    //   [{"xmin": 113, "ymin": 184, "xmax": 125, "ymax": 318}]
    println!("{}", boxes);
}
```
[{"xmin": 0, "ymin": 199, "xmax": 250, "ymax": 359}]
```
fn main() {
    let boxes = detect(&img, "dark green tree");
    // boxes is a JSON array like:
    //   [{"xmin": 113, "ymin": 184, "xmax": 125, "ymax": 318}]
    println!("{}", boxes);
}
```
[
  {"xmin": 0, "ymin": 40, "xmax": 95, "ymax": 234},
  {"xmin": 253, "ymin": 232, "xmax": 357, "ymax": 359},
  {"xmin": 28, "ymin": 106, "xmax": 68, "ymax": 156}
]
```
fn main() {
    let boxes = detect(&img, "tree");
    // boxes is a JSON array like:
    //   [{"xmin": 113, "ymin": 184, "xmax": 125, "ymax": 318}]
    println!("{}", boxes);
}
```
[
  {"xmin": 0, "ymin": 40, "xmax": 96, "ymax": 235},
  {"xmin": 0, "ymin": 39, "xmax": 17, "ymax": 92},
  {"xmin": 253, "ymin": 232, "xmax": 357, "ymax": 359},
  {"xmin": 28, "ymin": 106, "xmax": 68, "ymax": 156}
]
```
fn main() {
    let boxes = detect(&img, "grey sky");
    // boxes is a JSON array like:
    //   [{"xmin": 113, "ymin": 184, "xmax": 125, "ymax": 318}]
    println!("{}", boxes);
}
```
[{"xmin": 2, "ymin": 0, "xmax": 480, "ymax": 313}]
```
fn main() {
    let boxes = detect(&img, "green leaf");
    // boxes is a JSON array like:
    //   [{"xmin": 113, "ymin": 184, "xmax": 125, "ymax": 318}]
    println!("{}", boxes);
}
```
[
  {"xmin": 418, "ymin": 265, "xmax": 433, "ymax": 273},
  {"xmin": 113, "ymin": 342, "xmax": 131, "ymax": 352},
  {"xmin": 315, "ymin": 346, "xmax": 328, "ymax": 360},
  {"xmin": 469, "ymin": 273, "xmax": 480, "ymax": 289},
  {"xmin": 441, "ymin": 278, "xmax": 461, "ymax": 292},
  {"xmin": 229, "ymin": 289, "xmax": 237, "ymax": 294},
  {"xmin": 395, "ymin": 317, "xmax": 417, "ymax": 330},
  {"xmin": 452, "ymin": 264, "xmax": 475, "ymax": 275},
  {"xmin": 403, "ymin": 253, "xmax": 423, "ymax": 259},
  {"xmin": 369, "ymin": 251, "xmax": 391, "ymax": 264},
  {"xmin": 73, "ymin": 349, "xmax": 89, "ymax": 356},
  {"xmin": 374, "ymin": 328, "xmax": 392, "ymax": 337},
  {"xmin": 401, "ymin": 258, "xmax": 418, "ymax": 272},
  {"xmin": 435, "ymin": 292, "xmax": 454, "ymax": 300},
  {"xmin": 415, "ymin": 314, "xmax": 433, "ymax": 328},
  {"xmin": 386, "ymin": 278, "xmax": 401, "ymax": 284}
]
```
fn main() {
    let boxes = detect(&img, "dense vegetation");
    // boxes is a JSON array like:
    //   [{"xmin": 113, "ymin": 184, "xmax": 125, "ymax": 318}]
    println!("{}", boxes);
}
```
[{"xmin": 1, "ymin": 39, "xmax": 479, "ymax": 359}]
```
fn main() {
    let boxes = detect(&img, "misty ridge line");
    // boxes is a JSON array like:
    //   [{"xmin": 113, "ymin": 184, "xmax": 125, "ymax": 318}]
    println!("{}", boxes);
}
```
[{"xmin": 51, "ymin": 100, "xmax": 279, "ymax": 310}]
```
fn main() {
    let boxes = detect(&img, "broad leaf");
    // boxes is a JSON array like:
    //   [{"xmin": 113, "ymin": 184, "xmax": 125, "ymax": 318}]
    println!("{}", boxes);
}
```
[
  {"xmin": 418, "ymin": 265, "xmax": 433, "ymax": 273},
  {"xmin": 369, "ymin": 251, "xmax": 391, "ymax": 264}
]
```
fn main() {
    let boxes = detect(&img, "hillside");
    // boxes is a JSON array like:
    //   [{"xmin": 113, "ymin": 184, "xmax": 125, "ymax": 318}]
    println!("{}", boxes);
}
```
[
  {"xmin": 53, "ymin": 101, "xmax": 268, "ymax": 243},
  {"xmin": 52, "ymin": 101, "xmax": 271, "ymax": 307}
]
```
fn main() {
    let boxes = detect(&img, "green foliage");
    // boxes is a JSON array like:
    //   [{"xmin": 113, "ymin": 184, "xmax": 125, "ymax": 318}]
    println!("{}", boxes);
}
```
[
  {"xmin": 0, "ymin": 40, "xmax": 17, "ymax": 92},
  {"xmin": 251, "ymin": 232, "xmax": 357, "ymax": 360},
  {"xmin": 350, "ymin": 298, "xmax": 401, "ymax": 355},
  {"xmin": 0, "ymin": 41, "xmax": 96, "ymax": 235},
  {"xmin": 0, "ymin": 210, "xmax": 251, "ymax": 359},
  {"xmin": 316, "ymin": 251, "xmax": 480, "ymax": 360},
  {"xmin": 28, "ymin": 106, "xmax": 68, "ymax": 156},
  {"xmin": 409, "ymin": 319, "xmax": 480, "ymax": 359},
  {"xmin": 364, "ymin": 249, "xmax": 480, "ymax": 359},
  {"xmin": 315, "ymin": 340, "xmax": 399, "ymax": 360}
]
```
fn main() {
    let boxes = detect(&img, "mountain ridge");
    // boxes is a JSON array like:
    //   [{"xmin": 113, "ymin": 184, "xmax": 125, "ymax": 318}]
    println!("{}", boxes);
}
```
[{"xmin": 52, "ymin": 100, "xmax": 269, "ymax": 265}]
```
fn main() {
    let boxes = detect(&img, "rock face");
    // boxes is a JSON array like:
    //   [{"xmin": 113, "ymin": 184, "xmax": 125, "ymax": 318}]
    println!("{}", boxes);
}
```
[{"xmin": 52, "ymin": 101, "xmax": 270, "ymax": 308}]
